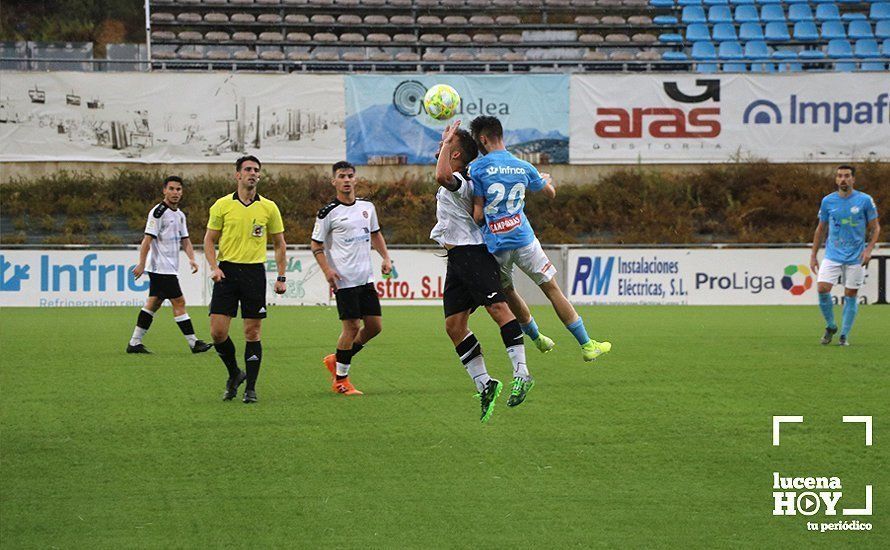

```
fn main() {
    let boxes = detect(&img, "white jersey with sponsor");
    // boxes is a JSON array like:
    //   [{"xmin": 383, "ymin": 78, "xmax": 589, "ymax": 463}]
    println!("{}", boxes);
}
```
[
  {"xmin": 430, "ymin": 169, "xmax": 485, "ymax": 248},
  {"xmin": 144, "ymin": 202, "xmax": 188, "ymax": 275},
  {"xmin": 311, "ymin": 198, "xmax": 380, "ymax": 290}
]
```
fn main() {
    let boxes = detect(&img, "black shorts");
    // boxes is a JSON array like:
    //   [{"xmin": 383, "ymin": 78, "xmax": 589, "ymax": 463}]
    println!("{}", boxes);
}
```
[
  {"xmin": 335, "ymin": 283, "xmax": 382, "ymax": 320},
  {"xmin": 209, "ymin": 262, "xmax": 267, "ymax": 319},
  {"xmin": 443, "ymin": 244, "xmax": 506, "ymax": 318},
  {"xmin": 148, "ymin": 272, "xmax": 183, "ymax": 300}
]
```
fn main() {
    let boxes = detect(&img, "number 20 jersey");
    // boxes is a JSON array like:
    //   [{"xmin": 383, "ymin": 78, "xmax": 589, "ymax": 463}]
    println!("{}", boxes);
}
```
[{"xmin": 470, "ymin": 149, "xmax": 546, "ymax": 254}]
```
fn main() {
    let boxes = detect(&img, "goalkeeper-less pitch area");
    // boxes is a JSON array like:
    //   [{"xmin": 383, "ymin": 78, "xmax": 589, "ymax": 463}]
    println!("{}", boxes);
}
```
[{"xmin": 1, "ymin": 305, "xmax": 887, "ymax": 548}]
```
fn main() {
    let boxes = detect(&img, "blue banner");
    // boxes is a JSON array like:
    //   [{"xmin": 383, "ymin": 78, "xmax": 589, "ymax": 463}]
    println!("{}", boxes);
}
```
[{"xmin": 345, "ymin": 75, "xmax": 569, "ymax": 165}]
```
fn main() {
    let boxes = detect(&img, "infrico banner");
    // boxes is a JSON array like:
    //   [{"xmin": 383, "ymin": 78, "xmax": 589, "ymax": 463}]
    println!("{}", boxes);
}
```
[
  {"xmin": 570, "ymin": 74, "xmax": 890, "ymax": 163},
  {"xmin": 567, "ymin": 249, "xmax": 888, "ymax": 305}
]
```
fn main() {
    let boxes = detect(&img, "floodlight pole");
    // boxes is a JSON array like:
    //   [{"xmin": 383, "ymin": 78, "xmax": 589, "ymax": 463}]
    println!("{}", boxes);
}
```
[{"xmin": 144, "ymin": 0, "xmax": 152, "ymax": 71}]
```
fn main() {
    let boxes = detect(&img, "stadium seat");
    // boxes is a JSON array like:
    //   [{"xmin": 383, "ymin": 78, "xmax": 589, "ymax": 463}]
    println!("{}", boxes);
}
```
[
  {"xmin": 787, "ymin": 5, "xmax": 814, "ymax": 23},
  {"xmin": 793, "ymin": 22, "xmax": 819, "ymax": 41},
  {"xmin": 841, "ymin": 13, "xmax": 867, "ymax": 22},
  {"xmin": 150, "ymin": 12, "xmax": 174, "ymax": 23},
  {"xmin": 757, "ymin": 0, "xmax": 780, "ymax": 4},
  {"xmin": 826, "ymin": 38, "xmax": 853, "ymax": 57},
  {"xmin": 708, "ymin": 6, "xmax": 732, "ymax": 23},
  {"xmin": 337, "ymin": 14, "xmax": 362, "ymax": 24},
  {"xmin": 854, "ymin": 38, "xmax": 880, "ymax": 57},
  {"xmin": 703, "ymin": 0, "xmax": 727, "ymax": 5},
  {"xmin": 687, "ymin": 23, "xmax": 712, "ymax": 41},
  {"xmin": 496, "ymin": 15, "xmax": 520, "ymax": 24},
  {"xmin": 681, "ymin": 6, "xmax": 707, "ymax": 24},
  {"xmin": 393, "ymin": 33, "xmax": 415, "ymax": 43},
  {"xmin": 785, "ymin": 0, "xmax": 809, "ymax": 3},
  {"xmin": 739, "ymin": 22, "xmax": 764, "ymax": 41},
  {"xmin": 833, "ymin": 61, "xmax": 855, "ymax": 71},
  {"xmin": 632, "ymin": 33, "xmax": 658, "ymax": 43},
  {"xmin": 821, "ymin": 21, "xmax": 846, "ymax": 40},
  {"xmin": 678, "ymin": 0, "xmax": 703, "ymax": 6},
  {"xmin": 341, "ymin": 33, "xmax": 365, "ymax": 42},
  {"xmin": 713, "ymin": 23, "xmax": 738, "ymax": 41},
  {"xmin": 443, "ymin": 16, "xmax": 468, "ymax": 24},
  {"xmin": 364, "ymin": 15, "xmax": 388, "ymax": 25},
  {"xmin": 718, "ymin": 40, "xmax": 744, "ymax": 58},
  {"xmin": 876, "ymin": 20, "xmax": 890, "ymax": 40},
  {"xmin": 884, "ymin": 38, "xmax": 890, "ymax": 54},
  {"xmin": 659, "ymin": 33, "xmax": 685, "ymax": 43},
  {"xmin": 861, "ymin": 61, "xmax": 887, "ymax": 70},
  {"xmin": 178, "ymin": 31, "xmax": 202, "ymax": 41},
  {"xmin": 579, "ymin": 33, "xmax": 605, "ymax": 42},
  {"xmin": 233, "ymin": 32, "xmax": 258, "ymax": 42},
  {"xmin": 576, "ymin": 15, "xmax": 600, "ymax": 24},
  {"xmin": 229, "ymin": 13, "xmax": 255, "ymax": 23},
  {"xmin": 286, "ymin": 32, "xmax": 311, "ymax": 42},
  {"xmin": 760, "ymin": 5, "xmax": 785, "ymax": 24},
  {"xmin": 310, "ymin": 15, "xmax": 335, "ymax": 24},
  {"xmin": 847, "ymin": 21, "xmax": 873, "ymax": 40},
  {"xmin": 696, "ymin": 62, "xmax": 719, "ymax": 72},
  {"xmin": 871, "ymin": 3, "xmax": 890, "ymax": 20},
  {"xmin": 814, "ymin": 4, "xmax": 841, "ymax": 22},
  {"xmin": 257, "ymin": 14, "xmax": 282, "ymax": 23},
  {"xmin": 765, "ymin": 22, "xmax": 791, "ymax": 41},
  {"xmin": 692, "ymin": 40, "xmax": 718, "ymax": 58},
  {"xmin": 798, "ymin": 49, "xmax": 827, "ymax": 61},
  {"xmin": 204, "ymin": 13, "xmax": 228, "ymax": 23},
  {"xmin": 661, "ymin": 50, "xmax": 689, "ymax": 60},
  {"xmin": 285, "ymin": 14, "xmax": 309, "ymax": 23},
  {"xmin": 734, "ymin": 6, "xmax": 759, "ymax": 23},
  {"xmin": 635, "ymin": 49, "xmax": 663, "ymax": 60},
  {"xmin": 729, "ymin": 0, "xmax": 754, "ymax": 5},
  {"xmin": 744, "ymin": 39, "xmax": 769, "ymax": 58},
  {"xmin": 650, "ymin": 0, "xmax": 675, "ymax": 7},
  {"xmin": 772, "ymin": 50, "xmax": 801, "ymax": 71},
  {"xmin": 499, "ymin": 33, "xmax": 522, "ymax": 42},
  {"xmin": 474, "ymin": 33, "xmax": 498, "ymax": 43},
  {"xmin": 601, "ymin": 15, "xmax": 627, "ymax": 25},
  {"xmin": 722, "ymin": 62, "xmax": 747, "ymax": 71},
  {"xmin": 653, "ymin": 15, "xmax": 679, "ymax": 25},
  {"xmin": 605, "ymin": 33, "xmax": 631, "ymax": 42}
]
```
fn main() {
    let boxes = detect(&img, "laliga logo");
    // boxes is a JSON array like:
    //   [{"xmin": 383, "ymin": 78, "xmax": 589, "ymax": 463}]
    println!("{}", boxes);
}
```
[
  {"xmin": 594, "ymin": 79, "xmax": 721, "ymax": 139},
  {"xmin": 781, "ymin": 264, "xmax": 813, "ymax": 296}
]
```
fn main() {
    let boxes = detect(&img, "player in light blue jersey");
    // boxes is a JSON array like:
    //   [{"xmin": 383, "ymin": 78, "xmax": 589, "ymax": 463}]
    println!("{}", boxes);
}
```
[
  {"xmin": 468, "ymin": 116, "xmax": 611, "ymax": 362},
  {"xmin": 810, "ymin": 165, "xmax": 881, "ymax": 346}
]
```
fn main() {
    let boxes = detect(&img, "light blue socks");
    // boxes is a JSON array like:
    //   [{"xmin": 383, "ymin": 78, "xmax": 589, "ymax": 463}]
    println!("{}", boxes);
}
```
[
  {"xmin": 841, "ymin": 297, "xmax": 859, "ymax": 337},
  {"xmin": 818, "ymin": 292, "xmax": 836, "ymax": 329},
  {"xmin": 520, "ymin": 317, "xmax": 540, "ymax": 340},
  {"xmin": 566, "ymin": 317, "xmax": 591, "ymax": 346}
]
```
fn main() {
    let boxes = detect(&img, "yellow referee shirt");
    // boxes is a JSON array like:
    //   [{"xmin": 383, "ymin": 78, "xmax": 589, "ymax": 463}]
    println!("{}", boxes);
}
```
[{"xmin": 207, "ymin": 192, "xmax": 284, "ymax": 264}]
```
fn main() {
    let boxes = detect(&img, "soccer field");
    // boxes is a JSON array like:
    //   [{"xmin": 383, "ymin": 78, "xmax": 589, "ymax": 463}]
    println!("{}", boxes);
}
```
[{"xmin": 1, "ymin": 305, "xmax": 887, "ymax": 548}]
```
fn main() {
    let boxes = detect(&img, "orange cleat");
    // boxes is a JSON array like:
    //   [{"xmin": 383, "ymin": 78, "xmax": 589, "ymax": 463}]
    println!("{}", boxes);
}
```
[
  {"xmin": 322, "ymin": 354, "xmax": 336, "ymax": 379},
  {"xmin": 332, "ymin": 377, "xmax": 363, "ymax": 396}
]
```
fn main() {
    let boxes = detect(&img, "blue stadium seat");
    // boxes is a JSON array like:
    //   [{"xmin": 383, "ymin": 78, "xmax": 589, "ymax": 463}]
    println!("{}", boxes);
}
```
[
  {"xmin": 749, "ymin": 62, "xmax": 776, "ymax": 72},
  {"xmin": 811, "ymin": 0, "xmax": 835, "ymax": 3},
  {"xmin": 814, "ymin": 4, "xmax": 840, "ymax": 22},
  {"xmin": 835, "ymin": 0, "xmax": 858, "ymax": 3},
  {"xmin": 687, "ymin": 23, "xmax": 712, "ymax": 41},
  {"xmin": 765, "ymin": 22, "xmax": 791, "ymax": 41},
  {"xmin": 787, "ymin": 4, "xmax": 814, "ymax": 23},
  {"xmin": 650, "ymin": 0, "xmax": 675, "ymax": 6},
  {"xmin": 871, "ymin": 3, "xmax": 890, "ymax": 21},
  {"xmin": 739, "ymin": 22, "xmax": 765, "ymax": 40},
  {"xmin": 847, "ymin": 21, "xmax": 873, "ymax": 40},
  {"xmin": 703, "ymin": 0, "xmax": 728, "ymax": 6},
  {"xmin": 758, "ymin": 0, "xmax": 781, "ymax": 4},
  {"xmin": 662, "ymin": 51, "xmax": 689, "ymax": 60},
  {"xmin": 735, "ymin": 6, "xmax": 759, "ymax": 23},
  {"xmin": 729, "ymin": 0, "xmax": 754, "ymax": 5},
  {"xmin": 708, "ymin": 6, "xmax": 732, "ymax": 23},
  {"xmin": 833, "ymin": 62, "xmax": 856, "ymax": 71},
  {"xmin": 722, "ymin": 62, "xmax": 748, "ymax": 71},
  {"xmin": 692, "ymin": 40, "xmax": 718, "ymax": 59},
  {"xmin": 744, "ymin": 39, "xmax": 770, "ymax": 58},
  {"xmin": 696, "ymin": 62, "xmax": 719, "ymax": 72},
  {"xmin": 654, "ymin": 16, "xmax": 679, "ymax": 25},
  {"xmin": 854, "ymin": 38, "xmax": 880, "ymax": 57},
  {"xmin": 798, "ymin": 49, "xmax": 827, "ymax": 61},
  {"xmin": 773, "ymin": 50, "xmax": 802, "ymax": 71},
  {"xmin": 861, "ymin": 61, "xmax": 887, "ymax": 70},
  {"xmin": 785, "ymin": 0, "xmax": 809, "ymax": 3},
  {"xmin": 760, "ymin": 6, "xmax": 785, "ymax": 24},
  {"xmin": 678, "ymin": 0, "xmax": 703, "ymax": 6},
  {"xmin": 827, "ymin": 38, "xmax": 853, "ymax": 58},
  {"xmin": 821, "ymin": 21, "xmax": 846, "ymax": 39},
  {"xmin": 713, "ymin": 23, "xmax": 738, "ymax": 41},
  {"xmin": 659, "ymin": 33, "xmax": 685, "ymax": 43},
  {"xmin": 682, "ymin": 6, "xmax": 707, "ymax": 24},
  {"xmin": 841, "ymin": 13, "xmax": 866, "ymax": 22},
  {"xmin": 718, "ymin": 40, "xmax": 744, "ymax": 58},
  {"xmin": 884, "ymin": 38, "xmax": 890, "ymax": 54},
  {"xmin": 793, "ymin": 22, "xmax": 820, "ymax": 41},
  {"xmin": 876, "ymin": 20, "xmax": 890, "ymax": 40}
]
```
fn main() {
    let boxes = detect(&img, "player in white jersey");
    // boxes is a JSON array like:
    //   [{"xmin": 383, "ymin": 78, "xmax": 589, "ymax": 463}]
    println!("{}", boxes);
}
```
[
  {"xmin": 311, "ymin": 161, "xmax": 392, "ymax": 396},
  {"xmin": 127, "ymin": 176, "xmax": 212, "ymax": 354},
  {"xmin": 433, "ymin": 121, "xmax": 534, "ymax": 422}
]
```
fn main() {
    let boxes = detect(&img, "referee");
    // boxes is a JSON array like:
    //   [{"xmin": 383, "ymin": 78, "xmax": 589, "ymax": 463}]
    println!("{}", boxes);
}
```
[{"xmin": 203, "ymin": 155, "xmax": 287, "ymax": 404}]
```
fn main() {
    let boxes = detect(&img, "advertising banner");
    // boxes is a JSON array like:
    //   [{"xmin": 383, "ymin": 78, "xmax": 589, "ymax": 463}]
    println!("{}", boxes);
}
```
[
  {"xmin": 0, "ymin": 72, "xmax": 345, "ymax": 163},
  {"xmin": 374, "ymin": 249, "xmax": 448, "ymax": 305},
  {"xmin": 345, "ymin": 75, "xmax": 569, "ymax": 165},
  {"xmin": 567, "ymin": 248, "xmax": 889, "ymax": 305},
  {"xmin": 570, "ymin": 74, "xmax": 890, "ymax": 164}
]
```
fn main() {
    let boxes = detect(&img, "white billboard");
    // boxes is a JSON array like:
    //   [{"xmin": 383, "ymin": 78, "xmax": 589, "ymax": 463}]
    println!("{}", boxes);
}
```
[
  {"xmin": 570, "ymin": 74, "xmax": 890, "ymax": 164},
  {"xmin": 567, "ymin": 248, "xmax": 889, "ymax": 305},
  {"xmin": 0, "ymin": 72, "xmax": 345, "ymax": 163}
]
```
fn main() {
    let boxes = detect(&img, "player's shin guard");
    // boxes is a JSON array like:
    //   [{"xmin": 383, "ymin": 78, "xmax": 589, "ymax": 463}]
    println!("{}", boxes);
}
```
[
  {"xmin": 130, "ymin": 308, "xmax": 155, "ymax": 345},
  {"xmin": 244, "ymin": 341, "xmax": 262, "ymax": 391},
  {"xmin": 174, "ymin": 313, "xmax": 198, "ymax": 347},
  {"xmin": 335, "ymin": 348, "xmax": 352, "ymax": 380},
  {"xmin": 818, "ymin": 292, "xmax": 837, "ymax": 329},
  {"xmin": 455, "ymin": 332, "xmax": 490, "ymax": 392},
  {"xmin": 214, "ymin": 337, "xmax": 240, "ymax": 378},
  {"xmin": 840, "ymin": 297, "xmax": 859, "ymax": 337},
  {"xmin": 566, "ymin": 316, "xmax": 591, "ymax": 346},
  {"xmin": 500, "ymin": 319, "xmax": 529, "ymax": 379}
]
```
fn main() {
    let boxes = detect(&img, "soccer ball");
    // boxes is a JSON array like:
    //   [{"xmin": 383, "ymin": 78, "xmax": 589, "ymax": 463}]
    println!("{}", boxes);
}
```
[{"xmin": 422, "ymin": 84, "xmax": 461, "ymax": 120}]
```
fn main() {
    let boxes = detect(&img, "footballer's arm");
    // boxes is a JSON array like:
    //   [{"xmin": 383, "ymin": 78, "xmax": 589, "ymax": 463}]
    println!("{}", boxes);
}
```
[
  {"xmin": 862, "ymin": 217, "xmax": 881, "ymax": 265},
  {"xmin": 371, "ymin": 230, "xmax": 393, "ymax": 276},
  {"xmin": 435, "ymin": 140, "xmax": 460, "ymax": 192},
  {"xmin": 181, "ymin": 236, "xmax": 199, "ymax": 273},
  {"xmin": 473, "ymin": 196, "xmax": 485, "ymax": 226},
  {"xmin": 133, "ymin": 234, "xmax": 152, "ymax": 279},
  {"xmin": 272, "ymin": 232, "xmax": 287, "ymax": 294},
  {"xmin": 203, "ymin": 229, "xmax": 224, "ymax": 282},
  {"xmin": 311, "ymin": 239, "xmax": 340, "ymax": 290},
  {"xmin": 540, "ymin": 172, "xmax": 557, "ymax": 199},
  {"xmin": 809, "ymin": 221, "xmax": 828, "ymax": 273}
]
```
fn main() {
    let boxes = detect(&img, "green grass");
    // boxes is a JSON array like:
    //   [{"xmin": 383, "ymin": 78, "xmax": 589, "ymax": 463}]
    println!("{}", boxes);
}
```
[{"xmin": 1, "ymin": 305, "xmax": 888, "ymax": 548}]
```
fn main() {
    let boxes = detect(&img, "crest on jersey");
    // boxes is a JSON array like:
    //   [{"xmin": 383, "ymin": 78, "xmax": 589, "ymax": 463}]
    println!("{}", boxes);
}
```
[
  {"xmin": 363, "ymin": 210, "xmax": 369, "ymax": 218},
  {"xmin": 252, "ymin": 223, "xmax": 265, "ymax": 238},
  {"xmin": 851, "ymin": 206, "xmax": 860, "ymax": 214}
]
